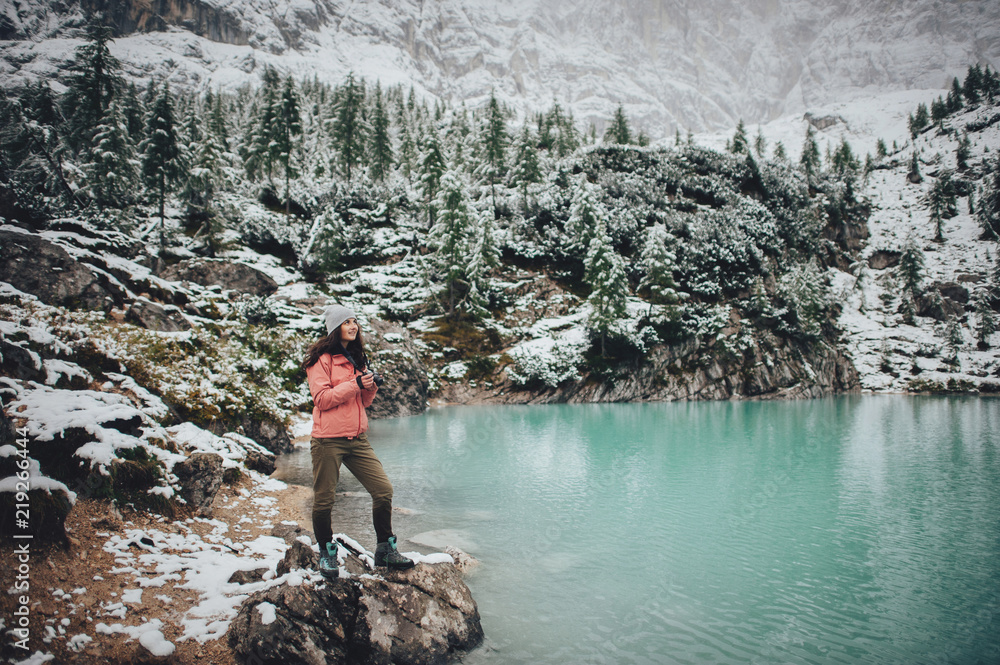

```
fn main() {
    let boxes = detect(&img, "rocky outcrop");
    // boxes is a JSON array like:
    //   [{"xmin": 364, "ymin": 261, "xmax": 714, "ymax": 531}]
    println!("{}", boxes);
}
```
[
  {"xmin": 81, "ymin": 0, "xmax": 250, "ymax": 45},
  {"xmin": 0, "ymin": 229, "xmax": 116, "ymax": 310},
  {"xmin": 449, "ymin": 324, "xmax": 859, "ymax": 406},
  {"xmin": 366, "ymin": 319, "xmax": 430, "ymax": 419},
  {"xmin": 239, "ymin": 416, "xmax": 293, "ymax": 455},
  {"xmin": 159, "ymin": 258, "xmax": 278, "ymax": 296},
  {"xmin": 227, "ymin": 547, "xmax": 484, "ymax": 665},
  {"xmin": 173, "ymin": 452, "xmax": 223, "ymax": 516},
  {"xmin": 126, "ymin": 298, "xmax": 192, "ymax": 332}
]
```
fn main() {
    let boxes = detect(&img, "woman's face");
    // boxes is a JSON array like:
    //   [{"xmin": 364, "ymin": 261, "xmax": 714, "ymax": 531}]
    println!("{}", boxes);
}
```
[{"xmin": 339, "ymin": 318, "xmax": 359, "ymax": 341}]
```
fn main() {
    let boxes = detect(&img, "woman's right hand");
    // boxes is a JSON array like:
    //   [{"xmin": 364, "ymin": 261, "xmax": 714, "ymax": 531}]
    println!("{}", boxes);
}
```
[{"xmin": 358, "ymin": 371, "xmax": 377, "ymax": 390}]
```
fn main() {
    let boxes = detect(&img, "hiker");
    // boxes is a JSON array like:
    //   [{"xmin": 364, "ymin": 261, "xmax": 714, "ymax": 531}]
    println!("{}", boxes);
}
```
[{"xmin": 303, "ymin": 304, "xmax": 414, "ymax": 576}]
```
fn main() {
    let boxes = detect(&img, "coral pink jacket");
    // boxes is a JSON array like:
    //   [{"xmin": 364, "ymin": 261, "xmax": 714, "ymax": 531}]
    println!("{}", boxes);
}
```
[{"xmin": 306, "ymin": 352, "xmax": 378, "ymax": 439}]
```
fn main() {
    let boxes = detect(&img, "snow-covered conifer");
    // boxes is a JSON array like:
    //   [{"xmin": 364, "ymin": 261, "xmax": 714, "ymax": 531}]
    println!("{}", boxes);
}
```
[
  {"xmin": 140, "ymin": 83, "xmax": 182, "ymax": 260},
  {"xmin": 331, "ymin": 72, "xmax": 367, "ymax": 181},
  {"xmin": 62, "ymin": 19, "xmax": 124, "ymax": 154},
  {"xmin": 369, "ymin": 83, "xmax": 393, "ymax": 181},
  {"xmin": 419, "ymin": 130, "xmax": 447, "ymax": 226},
  {"xmin": 584, "ymin": 217, "xmax": 629, "ymax": 356},
  {"xmin": 730, "ymin": 119, "xmax": 749, "ymax": 154},
  {"xmin": 974, "ymin": 290, "xmax": 996, "ymax": 349},
  {"xmin": 565, "ymin": 174, "xmax": 604, "ymax": 257},
  {"xmin": 510, "ymin": 124, "xmax": 541, "ymax": 208},
  {"xmin": 605, "ymin": 105, "xmax": 631, "ymax": 145},
  {"xmin": 428, "ymin": 170, "xmax": 476, "ymax": 316},
  {"xmin": 799, "ymin": 126, "xmax": 821, "ymax": 184},
  {"xmin": 83, "ymin": 98, "xmax": 138, "ymax": 210},
  {"xmin": 639, "ymin": 223, "xmax": 683, "ymax": 320},
  {"xmin": 897, "ymin": 236, "xmax": 925, "ymax": 297}
]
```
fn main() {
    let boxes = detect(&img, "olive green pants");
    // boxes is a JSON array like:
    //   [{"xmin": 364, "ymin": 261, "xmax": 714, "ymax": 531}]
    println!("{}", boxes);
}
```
[{"xmin": 310, "ymin": 433, "xmax": 394, "ymax": 547}]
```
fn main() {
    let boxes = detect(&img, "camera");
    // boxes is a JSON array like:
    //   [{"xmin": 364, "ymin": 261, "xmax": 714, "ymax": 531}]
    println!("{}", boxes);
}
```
[{"xmin": 371, "ymin": 370, "xmax": 385, "ymax": 387}]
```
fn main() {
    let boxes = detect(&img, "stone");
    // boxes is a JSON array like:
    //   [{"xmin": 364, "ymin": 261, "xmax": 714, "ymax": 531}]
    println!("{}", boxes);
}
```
[
  {"xmin": 244, "ymin": 449, "xmax": 276, "ymax": 475},
  {"xmin": 159, "ymin": 258, "xmax": 278, "ymax": 296},
  {"xmin": 276, "ymin": 539, "xmax": 317, "ymax": 577},
  {"xmin": 936, "ymin": 281, "xmax": 970, "ymax": 304},
  {"xmin": 365, "ymin": 318, "xmax": 430, "ymax": 420},
  {"xmin": 126, "ymin": 298, "xmax": 192, "ymax": 332},
  {"xmin": 867, "ymin": 250, "xmax": 901, "ymax": 270},
  {"xmin": 173, "ymin": 452, "xmax": 224, "ymax": 517},
  {"xmin": 227, "ymin": 559, "xmax": 484, "ymax": 665},
  {"xmin": 239, "ymin": 416, "xmax": 293, "ymax": 455},
  {"xmin": 229, "ymin": 568, "xmax": 270, "ymax": 585},
  {"xmin": 0, "ymin": 487, "xmax": 73, "ymax": 544},
  {"xmin": 0, "ymin": 229, "xmax": 116, "ymax": 310},
  {"xmin": 271, "ymin": 523, "xmax": 313, "ymax": 545}
]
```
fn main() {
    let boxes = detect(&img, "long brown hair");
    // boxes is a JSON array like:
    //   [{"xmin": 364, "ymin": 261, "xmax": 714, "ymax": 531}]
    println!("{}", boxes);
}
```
[{"xmin": 303, "ymin": 324, "xmax": 368, "ymax": 370}]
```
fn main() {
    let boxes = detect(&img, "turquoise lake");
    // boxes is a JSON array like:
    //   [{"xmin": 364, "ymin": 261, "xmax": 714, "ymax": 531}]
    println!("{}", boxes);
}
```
[{"xmin": 275, "ymin": 396, "xmax": 1000, "ymax": 664}]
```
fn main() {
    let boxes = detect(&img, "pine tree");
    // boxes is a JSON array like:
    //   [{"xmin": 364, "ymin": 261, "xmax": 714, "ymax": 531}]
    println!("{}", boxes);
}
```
[
  {"xmin": 897, "ymin": 236, "xmax": 925, "ymax": 298},
  {"xmin": 84, "ymin": 98, "xmax": 138, "ymax": 209},
  {"xmin": 945, "ymin": 316, "xmax": 965, "ymax": 365},
  {"xmin": 121, "ymin": 82, "xmax": 145, "ymax": 143},
  {"xmin": 584, "ymin": 217, "xmax": 629, "ymax": 356},
  {"xmin": 974, "ymin": 290, "xmax": 996, "ymax": 349},
  {"xmin": 638, "ymin": 223, "xmax": 682, "ymax": 318},
  {"xmin": 510, "ymin": 124, "xmax": 541, "ymax": 208},
  {"xmin": 800, "ymin": 126, "xmax": 821, "ymax": 185},
  {"xmin": 730, "ymin": 119, "xmax": 749, "ymax": 154},
  {"xmin": 428, "ymin": 170, "xmax": 475, "ymax": 317},
  {"xmin": 62, "ymin": 18, "xmax": 124, "ymax": 154},
  {"xmin": 773, "ymin": 141, "xmax": 788, "ymax": 162},
  {"xmin": 753, "ymin": 127, "xmax": 766, "ymax": 158},
  {"xmin": 832, "ymin": 138, "xmax": 860, "ymax": 182},
  {"xmin": 947, "ymin": 77, "xmax": 964, "ymax": 112},
  {"xmin": 928, "ymin": 170, "xmax": 958, "ymax": 242},
  {"xmin": 182, "ymin": 114, "xmax": 229, "ymax": 250},
  {"xmin": 481, "ymin": 91, "xmax": 508, "ymax": 213},
  {"xmin": 964, "ymin": 64, "xmax": 982, "ymax": 105},
  {"xmin": 977, "ymin": 156, "xmax": 1000, "ymax": 239},
  {"xmin": 140, "ymin": 83, "xmax": 182, "ymax": 263},
  {"xmin": 418, "ymin": 131, "xmax": 447, "ymax": 227},
  {"xmin": 605, "ymin": 105, "xmax": 631, "ymax": 145},
  {"xmin": 465, "ymin": 207, "xmax": 502, "ymax": 318},
  {"xmin": 908, "ymin": 103, "xmax": 930, "ymax": 137},
  {"xmin": 369, "ymin": 83, "xmax": 393, "ymax": 181},
  {"xmin": 273, "ymin": 76, "xmax": 303, "ymax": 214},
  {"xmin": 876, "ymin": 138, "xmax": 888, "ymax": 159},
  {"xmin": 245, "ymin": 68, "xmax": 281, "ymax": 182},
  {"xmin": 331, "ymin": 72, "xmax": 367, "ymax": 181},
  {"xmin": 565, "ymin": 174, "xmax": 604, "ymax": 257}
]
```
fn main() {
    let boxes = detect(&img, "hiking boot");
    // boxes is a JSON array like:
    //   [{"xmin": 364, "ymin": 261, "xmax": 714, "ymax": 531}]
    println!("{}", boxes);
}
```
[
  {"xmin": 374, "ymin": 536, "xmax": 415, "ymax": 570},
  {"xmin": 318, "ymin": 541, "xmax": 339, "ymax": 580}
]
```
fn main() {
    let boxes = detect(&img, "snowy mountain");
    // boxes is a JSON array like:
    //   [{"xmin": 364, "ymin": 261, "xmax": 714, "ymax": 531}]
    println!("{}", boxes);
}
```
[{"xmin": 2, "ymin": 0, "xmax": 999, "ymax": 135}]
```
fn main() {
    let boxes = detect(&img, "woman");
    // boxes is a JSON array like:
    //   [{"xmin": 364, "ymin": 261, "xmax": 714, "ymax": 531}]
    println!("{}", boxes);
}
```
[{"xmin": 303, "ymin": 304, "xmax": 414, "ymax": 577}]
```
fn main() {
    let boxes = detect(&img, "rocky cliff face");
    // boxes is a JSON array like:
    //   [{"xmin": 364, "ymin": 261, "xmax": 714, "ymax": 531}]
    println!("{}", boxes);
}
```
[{"xmin": 2, "ymin": 0, "xmax": 998, "ymax": 133}]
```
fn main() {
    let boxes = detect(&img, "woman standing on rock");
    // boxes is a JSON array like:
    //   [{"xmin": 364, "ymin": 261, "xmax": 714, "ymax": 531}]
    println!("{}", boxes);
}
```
[{"xmin": 303, "ymin": 304, "xmax": 415, "ymax": 577}]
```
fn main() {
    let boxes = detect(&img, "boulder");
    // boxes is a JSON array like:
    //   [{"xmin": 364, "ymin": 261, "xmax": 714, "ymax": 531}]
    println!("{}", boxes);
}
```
[
  {"xmin": 240, "ymin": 416, "xmax": 293, "ymax": 455},
  {"xmin": 0, "ymin": 484, "xmax": 74, "ymax": 544},
  {"xmin": 0, "ymin": 229, "xmax": 116, "ymax": 310},
  {"xmin": 0, "ymin": 339, "xmax": 44, "ymax": 383},
  {"xmin": 160, "ymin": 258, "xmax": 279, "ymax": 296},
  {"xmin": 228, "ymin": 568, "xmax": 270, "ymax": 585},
  {"xmin": 126, "ymin": 298, "xmax": 192, "ymax": 332},
  {"xmin": 244, "ymin": 449, "xmax": 277, "ymax": 475},
  {"xmin": 365, "ymin": 319, "xmax": 430, "ymax": 420},
  {"xmin": 916, "ymin": 290, "xmax": 965, "ymax": 321},
  {"xmin": 936, "ymin": 281, "xmax": 970, "ymax": 304},
  {"xmin": 867, "ymin": 250, "xmax": 901, "ymax": 270},
  {"xmin": 275, "ymin": 539, "xmax": 317, "ymax": 577},
  {"xmin": 0, "ymin": 409, "xmax": 14, "ymax": 446},
  {"xmin": 173, "ymin": 452, "xmax": 223, "ymax": 516},
  {"xmin": 227, "ymin": 558, "xmax": 484, "ymax": 665}
]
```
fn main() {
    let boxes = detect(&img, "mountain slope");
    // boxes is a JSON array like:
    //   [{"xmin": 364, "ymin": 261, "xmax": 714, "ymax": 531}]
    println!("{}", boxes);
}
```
[{"xmin": 2, "ymin": 0, "xmax": 999, "ymax": 135}]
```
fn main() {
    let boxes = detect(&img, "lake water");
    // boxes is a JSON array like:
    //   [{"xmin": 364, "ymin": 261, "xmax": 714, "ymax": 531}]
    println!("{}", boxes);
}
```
[{"xmin": 275, "ymin": 396, "xmax": 1000, "ymax": 664}]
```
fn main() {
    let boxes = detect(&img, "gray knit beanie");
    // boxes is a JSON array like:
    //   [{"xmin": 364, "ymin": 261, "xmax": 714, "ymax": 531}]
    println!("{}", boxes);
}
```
[{"xmin": 324, "ymin": 304, "xmax": 357, "ymax": 335}]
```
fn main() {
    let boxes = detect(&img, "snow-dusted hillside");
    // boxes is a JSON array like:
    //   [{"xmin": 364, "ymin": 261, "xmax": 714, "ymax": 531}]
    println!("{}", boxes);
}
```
[{"xmin": 2, "ymin": 0, "xmax": 999, "ymax": 135}]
